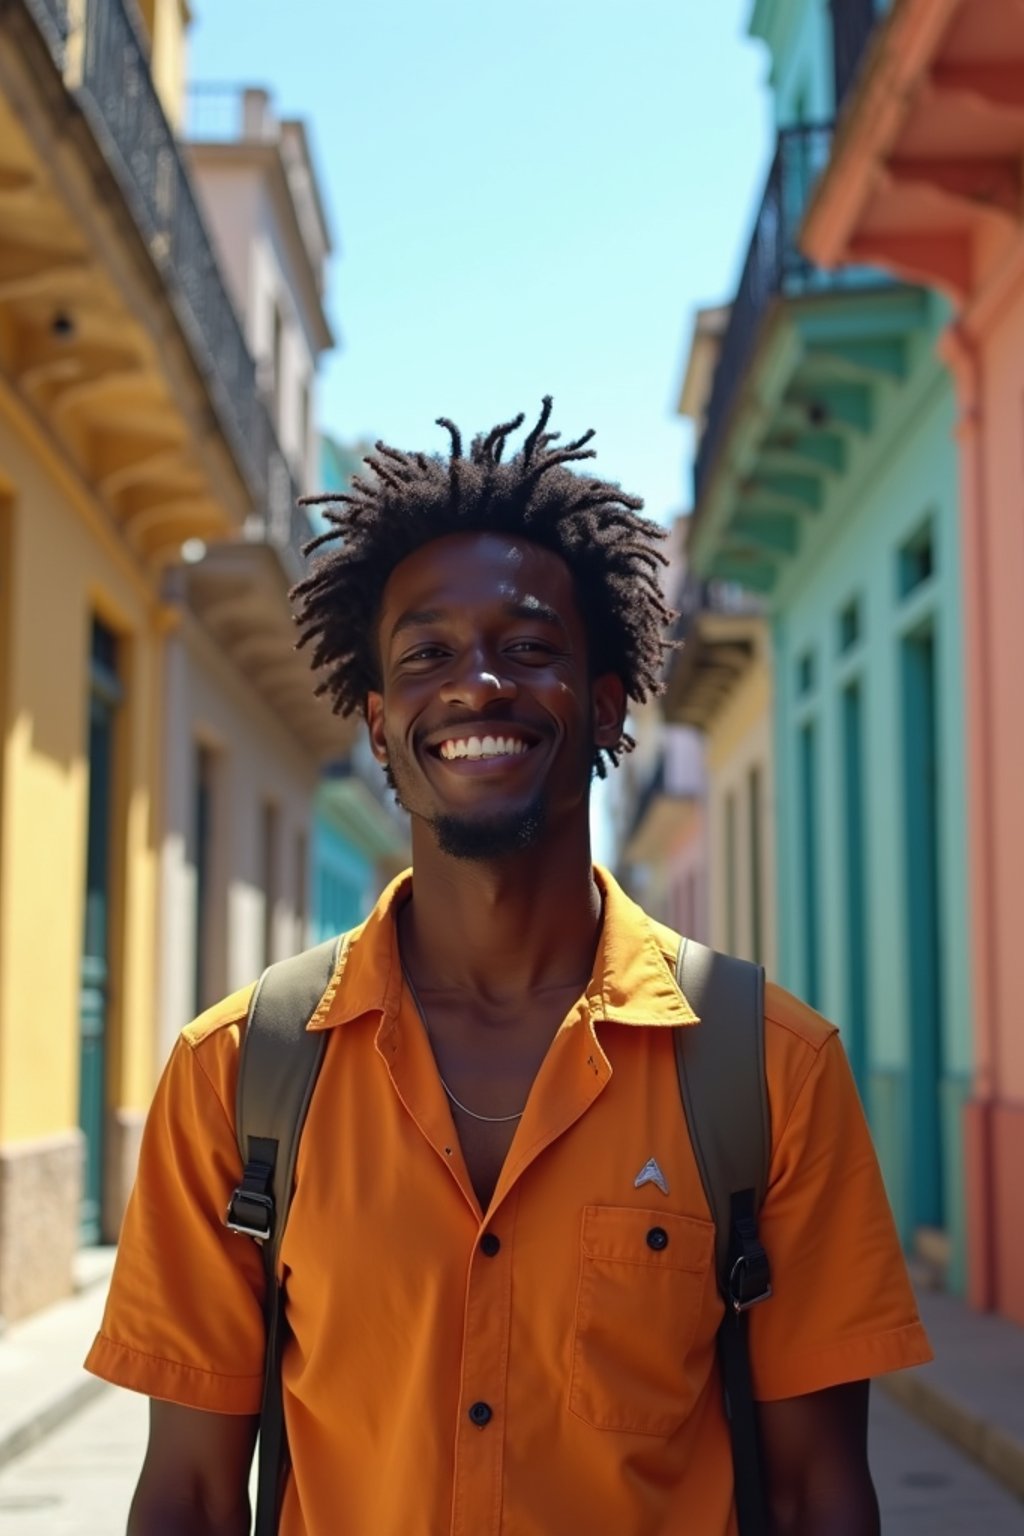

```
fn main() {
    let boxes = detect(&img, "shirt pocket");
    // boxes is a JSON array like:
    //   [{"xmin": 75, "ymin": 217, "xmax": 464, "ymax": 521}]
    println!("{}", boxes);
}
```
[{"xmin": 568, "ymin": 1204, "xmax": 716, "ymax": 1437}]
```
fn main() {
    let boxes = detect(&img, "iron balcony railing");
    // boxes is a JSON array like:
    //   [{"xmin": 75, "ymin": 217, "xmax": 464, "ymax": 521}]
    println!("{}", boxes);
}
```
[
  {"xmin": 22, "ymin": 0, "xmax": 311, "ymax": 566},
  {"xmin": 670, "ymin": 573, "xmax": 763, "ymax": 649},
  {"xmin": 693, "ymin": 123, "xmax": 834, "ymax": 508},
  {"xmin": 830, "ymin": 0, "xmax": 881, "ymax": 114}
]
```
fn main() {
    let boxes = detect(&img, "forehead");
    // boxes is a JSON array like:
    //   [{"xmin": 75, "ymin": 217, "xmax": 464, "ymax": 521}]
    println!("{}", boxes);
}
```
[{"xmin": 378, "ymin": 532, "xmax": 582, "ymax": 634}]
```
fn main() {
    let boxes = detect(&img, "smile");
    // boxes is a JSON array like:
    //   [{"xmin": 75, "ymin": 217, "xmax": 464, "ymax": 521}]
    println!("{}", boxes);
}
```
[{"xmin": 437, "ymin": 734, "xmax": 533, "ymax": 762}]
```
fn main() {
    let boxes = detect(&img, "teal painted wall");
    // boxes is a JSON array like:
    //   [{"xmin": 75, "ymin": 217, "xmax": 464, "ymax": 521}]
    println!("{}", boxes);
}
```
[
  {"xmin": 311, "ymin": 818, "xmax": 375, "ymax": 942},
  {"xmin": 770, "ymin": 309, "xmax": 972, "ymax": 1292}
]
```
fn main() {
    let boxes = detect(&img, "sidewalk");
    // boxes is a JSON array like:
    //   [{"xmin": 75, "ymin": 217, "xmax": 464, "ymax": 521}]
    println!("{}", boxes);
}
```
[
  {"xmin": 0, "ymin": 1260, "xmax": 1022, "ymax": 1506},
  {"xmin": 881, "ymin": 1285, "xmax": 1024, "ymax": 1502},
  {"xmin": 0, "ymin": 1248, "xmax": 114, "ymax": 1472}
]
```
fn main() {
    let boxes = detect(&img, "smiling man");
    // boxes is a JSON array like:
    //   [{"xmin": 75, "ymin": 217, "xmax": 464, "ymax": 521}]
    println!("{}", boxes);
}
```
[{"xmin": 87, "ymin": 401, "xmax": 930, "ymax": 1536}]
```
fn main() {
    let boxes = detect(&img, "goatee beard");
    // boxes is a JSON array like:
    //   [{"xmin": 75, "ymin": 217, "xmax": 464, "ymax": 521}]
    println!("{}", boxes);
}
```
[{"xmin": 431, "ymin": 798, "xmax": 547, "ymax": 861}]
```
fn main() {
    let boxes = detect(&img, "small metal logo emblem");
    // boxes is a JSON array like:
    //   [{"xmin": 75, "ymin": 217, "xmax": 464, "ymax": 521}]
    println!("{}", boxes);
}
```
[{"xmin": 634, "ymin": 1157, "xmax": 669, "ymax": 1195}]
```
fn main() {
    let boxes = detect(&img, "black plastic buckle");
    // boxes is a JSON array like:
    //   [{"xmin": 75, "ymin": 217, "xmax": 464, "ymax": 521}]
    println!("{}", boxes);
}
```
[{"xmin": 225, "ymin": 1189, "xmax": 274, "ymax": 1242}]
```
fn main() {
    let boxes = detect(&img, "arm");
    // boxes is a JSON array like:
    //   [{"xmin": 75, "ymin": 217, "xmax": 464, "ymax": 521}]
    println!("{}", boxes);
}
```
[
  {"xmin": 127, "ymin": 1401, "xmax": 259, "ymax": 1536},
  {"xmin": 758, "ymin": 1380, "xmax": 879, "ymax": 1536}
]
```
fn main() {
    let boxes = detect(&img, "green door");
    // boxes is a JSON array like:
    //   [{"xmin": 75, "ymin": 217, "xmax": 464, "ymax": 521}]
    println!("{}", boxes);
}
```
[
  {"xmin": 79, "ymin": 621, "xmax": 121, "ymax": 1244},
  {"xmin": 901, "ymin": 625, "xmax": 945, "ymax": 1234}
]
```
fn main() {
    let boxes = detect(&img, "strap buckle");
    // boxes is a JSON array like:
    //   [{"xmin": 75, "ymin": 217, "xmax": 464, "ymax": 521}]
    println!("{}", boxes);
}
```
[
  {"xmin": 728, "ymin": 1251, "xmax": 773, "ymax": 1314},
  {"xmin": 225, "ymin": 1189, "xmax": 274, "ymax": 1242}
]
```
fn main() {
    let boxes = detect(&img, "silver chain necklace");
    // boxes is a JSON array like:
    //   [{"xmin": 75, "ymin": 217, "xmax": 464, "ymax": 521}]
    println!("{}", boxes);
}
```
[{"xmin": 401, "ymin": 965, "xmax": 526, "ymax": 1125}]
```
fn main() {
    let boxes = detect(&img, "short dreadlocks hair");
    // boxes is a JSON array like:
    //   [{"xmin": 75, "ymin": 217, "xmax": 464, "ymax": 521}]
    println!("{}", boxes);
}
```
[{"xmin": 293, "ymin": 397, "xmax": 675, "ymax": 778}]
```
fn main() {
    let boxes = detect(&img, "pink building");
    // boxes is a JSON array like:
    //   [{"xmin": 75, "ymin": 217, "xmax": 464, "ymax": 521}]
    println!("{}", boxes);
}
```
[{"xmin": 804, "ymin": 0, "xmax": 1024, "ymax": 1323}]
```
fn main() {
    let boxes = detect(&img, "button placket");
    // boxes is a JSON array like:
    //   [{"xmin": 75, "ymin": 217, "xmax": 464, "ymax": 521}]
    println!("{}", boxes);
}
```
[{"xmin": 450, "ymin": 1195, "xmax": 519, "ymax": 1536}]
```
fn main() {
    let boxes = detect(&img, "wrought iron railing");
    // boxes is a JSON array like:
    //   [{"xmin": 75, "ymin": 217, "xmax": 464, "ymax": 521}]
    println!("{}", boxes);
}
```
[
  {"xmin": 22, "ymin": 0, "xmax": 309, "ymax": 570},
  {"xmin": 830, "ymin": 0, "xmax": 881, "ymax": 114},
  {"xmin": 693, "ymin": 123, "xmax": 834, "ymax": 507},
  {"xmin": 670, "ymin": 573, "xmax": 763, "ymax": 648}
]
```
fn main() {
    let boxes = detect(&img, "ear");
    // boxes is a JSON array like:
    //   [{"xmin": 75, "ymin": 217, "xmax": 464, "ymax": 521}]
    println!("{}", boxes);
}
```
[
  {"xmin": 365, "ymin": 692, "xmax": 389, "ymax": 764},
  {"xmin": 592, "ymin": 672, "xmax": 627, "ymax": 750}
]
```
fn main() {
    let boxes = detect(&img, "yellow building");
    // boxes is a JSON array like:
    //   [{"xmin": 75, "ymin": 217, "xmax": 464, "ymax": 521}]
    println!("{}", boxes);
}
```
[
  {"xmin": 661, "ymin": 314, "xmax": 777, "ymax": 975},
  {"xmin": 0, "ymin": 0, "xmax": 295, "ymax": 1320}
]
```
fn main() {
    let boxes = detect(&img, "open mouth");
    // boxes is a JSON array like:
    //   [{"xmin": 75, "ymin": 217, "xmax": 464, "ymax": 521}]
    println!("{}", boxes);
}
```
[{"xmin": 426, "ymin": 731, "xmax": 541, "ymax": 765}]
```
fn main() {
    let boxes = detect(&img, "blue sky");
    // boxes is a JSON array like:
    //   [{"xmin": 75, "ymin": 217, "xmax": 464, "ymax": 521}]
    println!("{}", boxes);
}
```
[{"xmin": 189, "ymin": 0, "xmax": 772, "ymax": 525}]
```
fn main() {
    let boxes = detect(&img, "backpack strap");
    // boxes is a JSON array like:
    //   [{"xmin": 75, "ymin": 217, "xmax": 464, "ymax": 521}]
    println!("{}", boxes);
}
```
[
  {"xmin": 673, "ymin": 936, "xmax": 771, "ymax": 1536},
  {"xmin": 225, "ymin": 934, "xmax": 343, "ymax": 1536}
]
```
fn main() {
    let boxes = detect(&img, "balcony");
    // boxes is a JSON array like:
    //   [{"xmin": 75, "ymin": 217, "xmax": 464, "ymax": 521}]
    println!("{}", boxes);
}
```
[
  {"xmin": 686, "ymin": 119, "xmax": 928, "ymax": 595},
  {"xmin": 694, "ymin": 124, "xmax": 835, "ymax": 508},
  {"xmin": 830, "ymin": 0, "xmax": 883, "ymax": 115},
  {"xmin": 18, "ymin": 0, "xmax": 310, "ymax": 572},
  {"xmin": 662, "ymin": 576, "xmax": 765, "ymax": 731}
]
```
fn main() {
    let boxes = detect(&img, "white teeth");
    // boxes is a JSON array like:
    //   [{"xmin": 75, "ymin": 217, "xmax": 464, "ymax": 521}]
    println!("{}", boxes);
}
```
[{"xmin": 438, "ymin": 735, "xmax": 530, "ymax": 760}]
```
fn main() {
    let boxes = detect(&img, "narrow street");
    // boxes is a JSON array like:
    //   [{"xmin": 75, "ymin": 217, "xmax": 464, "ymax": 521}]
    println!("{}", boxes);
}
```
[{"xmin": 0, "ymin": 1382, "xmax": 1019, "ymax": 1534}]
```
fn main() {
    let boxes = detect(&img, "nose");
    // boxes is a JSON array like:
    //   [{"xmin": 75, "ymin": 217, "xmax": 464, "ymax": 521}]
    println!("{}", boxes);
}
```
[{"xmin": 439, "ymin": 657, "xmax": 518, "ymax": 710}]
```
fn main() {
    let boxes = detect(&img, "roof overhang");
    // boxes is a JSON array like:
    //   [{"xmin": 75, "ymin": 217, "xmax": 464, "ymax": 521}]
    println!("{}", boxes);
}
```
[
  {"xmin": 802, "ymin": 0, "xmax": 1024, "ymax": 308},
  {"xmin": 622, "ymin": 790, "xmax": 700, "ymax": 866},
  {"xmin": 689, "ymin": 283, "xmax": 931, "ymax": 593},
  {"xmin": 183, "ymin": 543, "xmax": 355, "ymax": 763},
  {"xmin": 662, "ymin": 611, "xmax": 764, "ymax": 730}
]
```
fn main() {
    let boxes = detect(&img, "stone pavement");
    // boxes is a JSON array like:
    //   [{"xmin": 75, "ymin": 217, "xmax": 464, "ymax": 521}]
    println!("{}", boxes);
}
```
[{"xmin": 0, "ymin": 1252, "xmax": 1022, "ymax": 1528}]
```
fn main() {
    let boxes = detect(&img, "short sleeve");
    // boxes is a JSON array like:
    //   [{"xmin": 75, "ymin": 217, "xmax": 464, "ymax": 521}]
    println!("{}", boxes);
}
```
[
  {"xmin": 749, "ymin": 1028, "xmax": 932, "ymax": 1402},
  {"xmin": 85, "ymin": 1019, "xmax": 267, "ymax": 1414}
]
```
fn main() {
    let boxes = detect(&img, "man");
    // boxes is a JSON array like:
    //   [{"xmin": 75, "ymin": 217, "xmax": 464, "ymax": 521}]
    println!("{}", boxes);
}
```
[{"xmin": 88, "ymin": 400, "xmax": 931, "ymax": 1535}]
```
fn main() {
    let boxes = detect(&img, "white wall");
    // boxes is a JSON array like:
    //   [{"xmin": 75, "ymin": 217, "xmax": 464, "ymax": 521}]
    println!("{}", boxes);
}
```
[{"xmin": 158, "ymin": 614, "xmax": 318, "ymax": 1060}]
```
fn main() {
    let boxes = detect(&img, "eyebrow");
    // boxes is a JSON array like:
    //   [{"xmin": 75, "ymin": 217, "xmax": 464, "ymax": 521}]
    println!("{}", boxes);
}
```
[{"xmin": 389, "ymin": 600, "xmax": 568, "ymax": 643}]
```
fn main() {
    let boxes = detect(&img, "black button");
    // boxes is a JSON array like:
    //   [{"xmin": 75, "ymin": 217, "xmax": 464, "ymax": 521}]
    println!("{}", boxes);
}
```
[
  {"xmin": 480, "ymin": 1233, "xmax": 501, "ymax": 1257},
  {"xmin": 468, "ymin": 1401, "xmax": 493, "ymax": 1427},
  {"xmin": 646, "ymin": 1226, "xmax": 669, "ymax": 1252}
]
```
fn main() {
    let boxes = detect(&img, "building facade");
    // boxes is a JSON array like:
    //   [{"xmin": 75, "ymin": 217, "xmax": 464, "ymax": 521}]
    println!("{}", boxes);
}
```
[
  {"xmin": 0, "ymin": 0, "xmax": 309, "ymax": 1317},
  {"xmin": 682, "ymin": 0, "xmax": 972, "ymax": 1292},
  {"xmin": 156, "ymin": 90, "xmax": 349, "ymax": 1062},
  {"xmin": 612, "ymin": 520, "xmax": 709, "ymax": 941},
  {"xmin": 802, "ymin": 0, "xmax": 1024, "ymax": 1322}
]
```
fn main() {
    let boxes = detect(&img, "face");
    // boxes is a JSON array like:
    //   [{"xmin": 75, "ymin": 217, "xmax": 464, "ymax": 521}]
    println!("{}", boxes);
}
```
[{"xmin": 365, "ymin": 532, "xmax": 626, "ymax": 862}]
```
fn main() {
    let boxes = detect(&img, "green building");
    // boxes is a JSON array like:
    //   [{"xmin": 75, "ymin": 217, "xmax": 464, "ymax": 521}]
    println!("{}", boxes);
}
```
[{"xmin": 685, "ymin": 0, "xmax": 972, "ymax": 1292}]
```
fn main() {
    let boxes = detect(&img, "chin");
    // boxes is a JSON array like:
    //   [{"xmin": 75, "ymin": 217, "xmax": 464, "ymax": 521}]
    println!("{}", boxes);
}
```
[{"xmin": 431, "ymin": 800, "xmax": 547, "ymax": 861}]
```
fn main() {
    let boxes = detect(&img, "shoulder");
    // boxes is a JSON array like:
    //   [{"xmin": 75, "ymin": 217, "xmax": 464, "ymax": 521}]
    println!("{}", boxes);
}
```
[
  {"xmin": 764, "ymin": 980, "xmax": 837, "ymax": 1054},
  {"xmin": 181, "ymin": 983, "xmax": 256, "ymax": 1051}
]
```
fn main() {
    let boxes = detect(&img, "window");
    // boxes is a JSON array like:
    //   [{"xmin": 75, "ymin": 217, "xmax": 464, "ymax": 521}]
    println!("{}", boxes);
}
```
[
  {"xmin": 295, "ymin": 830, "xmax": 308, "ymax": 952},
  {"xmin": 748, "ymin": 765, "xmax": 764, "ymax": 966},
  {"xmin": 725, "ymin": 792, "xmax": 738, "ymax": 955},
  {"xmin": 796, "ymin": 649, "xmax": 816, "ymax": 698},
  {"xmin": 838, "ymin": 597, "xmax": 861, "ymax": 655},
  {"xmin": 260, "ymin": 801, "xmax": 279, "ymax": 968},
  {"xmin": 798, "ymin": 722, "xmax": 820, "ymax": 1009},
  {"xmin": 272, "ymin": 304, "xmax": 285, "ymax": 432},
  {"xmin": 193, "ymin": 745, "xmax": 216, "ymax": 1014},
  {"xmin": 898, "ymin": 520, "xmax": 935, "ymax": 599}
]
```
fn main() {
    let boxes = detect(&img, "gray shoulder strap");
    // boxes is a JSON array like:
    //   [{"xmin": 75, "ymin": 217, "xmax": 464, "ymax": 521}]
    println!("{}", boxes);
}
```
[
  {"xmin": 672, "ymin": 937, "xmax": 769, "ymax": 1291},
  {"xmin": 234, "ymin": 935, "xmax": 341, "ymax": 1274}
]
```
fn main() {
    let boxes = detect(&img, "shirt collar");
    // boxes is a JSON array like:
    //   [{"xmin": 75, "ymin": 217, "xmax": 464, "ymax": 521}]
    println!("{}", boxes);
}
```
[{"xmin": 307, "ymin": 865, "xmax": 699, "ymax": 1032}]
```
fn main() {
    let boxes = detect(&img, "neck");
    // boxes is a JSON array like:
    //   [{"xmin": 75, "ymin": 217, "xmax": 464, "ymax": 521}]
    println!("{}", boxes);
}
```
[{"xmin": 398, "ymin": 815, "xmax": 602, "ymax": 1004}]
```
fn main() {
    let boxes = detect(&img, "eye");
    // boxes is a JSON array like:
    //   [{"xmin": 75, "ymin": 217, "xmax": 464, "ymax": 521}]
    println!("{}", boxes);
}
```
[
  {"xmin": 400, "ymin": 644, "xmax": 448, "ymax": 665},
  {"xmin": 506, "ymin": 639, "xmax": 554, "ymax": 657}
]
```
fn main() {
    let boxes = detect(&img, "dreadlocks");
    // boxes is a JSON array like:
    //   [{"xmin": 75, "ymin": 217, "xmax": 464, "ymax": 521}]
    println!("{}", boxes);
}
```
[{"xmin": 293, "ymin": 397, "xmax": 674, "ymax": 777}]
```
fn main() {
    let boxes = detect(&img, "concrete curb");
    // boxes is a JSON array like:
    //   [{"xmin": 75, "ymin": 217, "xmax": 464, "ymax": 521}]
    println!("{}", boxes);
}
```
[
  {"xmin": 880, "ymin": 1371, "xmax": 1024, "ymax": 1504},
  {"xmin": 0, "ymin": 1374, "xmax": 108, "ymax": 1473},
  {"xmin": 0, "ymin": 1247, "xmax": 115, "ymax": 1474}
]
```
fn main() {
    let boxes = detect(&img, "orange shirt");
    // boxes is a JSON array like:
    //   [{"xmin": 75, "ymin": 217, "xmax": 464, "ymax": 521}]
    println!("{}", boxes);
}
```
[{"xmin": 87, "ymin": 868, "xmax": 931, "ymax": 1535}]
